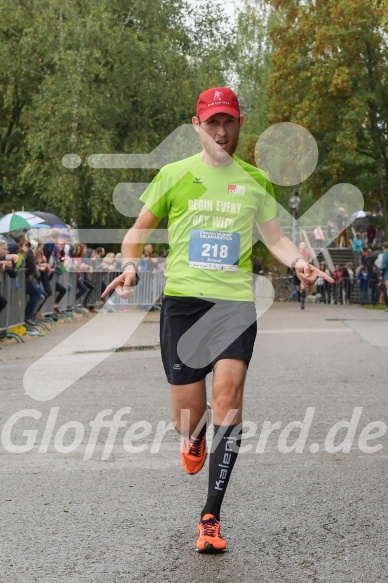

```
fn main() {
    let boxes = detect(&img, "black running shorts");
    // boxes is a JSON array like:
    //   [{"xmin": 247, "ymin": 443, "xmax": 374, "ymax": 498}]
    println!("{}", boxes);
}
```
[{"xmin": 160, "ymin": 296, "xmax": 257, "ymax": 385}]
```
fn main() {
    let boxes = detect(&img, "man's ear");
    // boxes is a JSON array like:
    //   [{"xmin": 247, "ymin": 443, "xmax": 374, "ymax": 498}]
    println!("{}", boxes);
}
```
[
  {"xmin": 192, "ymin": 116, "xmax": 200, "ymax": 133},
  {"xmin": 239, "ymin": 115, "xmax": 245, "ymax": 128}
]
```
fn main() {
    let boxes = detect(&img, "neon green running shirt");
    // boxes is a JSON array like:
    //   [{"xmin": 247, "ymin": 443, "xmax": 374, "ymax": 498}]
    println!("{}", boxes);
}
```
[{"xmin": 140, "ymin": 154, "xmax": 276, "ymax": 301}]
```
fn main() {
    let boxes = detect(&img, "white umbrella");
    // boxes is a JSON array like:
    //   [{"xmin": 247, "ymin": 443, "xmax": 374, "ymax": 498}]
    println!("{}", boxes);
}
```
[{"xmin": 351, "ymin": 210, "xmax": 369, "ymax": 219}]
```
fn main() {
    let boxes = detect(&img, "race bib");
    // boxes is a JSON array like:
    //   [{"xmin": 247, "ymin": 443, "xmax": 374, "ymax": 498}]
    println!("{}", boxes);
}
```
[{"xmin": 188, "ymin": 230, "xmax": 240, "ymax": 271}]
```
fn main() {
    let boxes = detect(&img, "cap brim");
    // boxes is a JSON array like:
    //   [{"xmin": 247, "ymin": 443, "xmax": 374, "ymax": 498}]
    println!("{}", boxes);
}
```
[{"xmin": 199, "ymin": 106, "xmax": 240, "ymax": 122}]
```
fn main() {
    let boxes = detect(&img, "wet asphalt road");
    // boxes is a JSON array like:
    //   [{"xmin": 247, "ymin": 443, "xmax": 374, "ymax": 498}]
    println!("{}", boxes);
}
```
[{"xmin": 1, "ymin": 303, "xmax": 388, "ymax": 583}]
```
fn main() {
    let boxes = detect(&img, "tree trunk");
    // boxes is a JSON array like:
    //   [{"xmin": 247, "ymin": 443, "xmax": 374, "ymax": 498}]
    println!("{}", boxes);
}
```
[{"xmin": 365, "ymin": 40, "xmax": 388, "ymax": 236}]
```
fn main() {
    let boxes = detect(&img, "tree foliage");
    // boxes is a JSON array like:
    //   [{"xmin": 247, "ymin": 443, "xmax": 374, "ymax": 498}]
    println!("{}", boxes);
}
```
[
  {"xmin": 235, "ymin": 1, "xmax": 272, "ymax": 162},
  {"xmin": 3, "ymin": 0, "xmax": 388, "ymax": 236},
  {"xmin": 265, "ymin": 0, "xmax": 388, "ymax": 232},
  {"xmin": 0, "ymin": 0, "xmax": 232, "ymax": 227}
]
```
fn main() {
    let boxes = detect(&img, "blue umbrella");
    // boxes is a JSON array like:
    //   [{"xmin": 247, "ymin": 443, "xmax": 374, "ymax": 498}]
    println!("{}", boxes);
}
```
[{"xmin": 31, "ymin": 211, "xmax": 67, "ymax": 227}]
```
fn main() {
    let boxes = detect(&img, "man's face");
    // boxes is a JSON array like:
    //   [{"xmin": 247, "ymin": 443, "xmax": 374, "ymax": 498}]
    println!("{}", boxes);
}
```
[
  {"xmin": 144, "ymin": 244, "xmax": 153, "ymax": 256},
  {"xmin": 192, "ymin": 113, "xmax": 244, "ymax": 165},
  {"xmin": 298, "ymin": 242, "xmax": 306, "ymax": 251}
]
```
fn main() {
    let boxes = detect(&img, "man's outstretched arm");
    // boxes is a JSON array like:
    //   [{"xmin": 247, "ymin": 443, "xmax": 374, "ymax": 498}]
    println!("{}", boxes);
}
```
[
  {"xmin": 257, "ymin": 218, "xmax": 334, "ymax": 288},
  {"xmin": 101, "ymin": 206, "xmax": 160, "ymax": 299}
]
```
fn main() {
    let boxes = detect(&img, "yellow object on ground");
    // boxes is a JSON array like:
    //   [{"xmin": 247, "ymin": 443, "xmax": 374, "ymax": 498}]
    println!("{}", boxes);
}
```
[{"xmin": 8, "ymin": 325, "xmax": 26, "ymax": 336}]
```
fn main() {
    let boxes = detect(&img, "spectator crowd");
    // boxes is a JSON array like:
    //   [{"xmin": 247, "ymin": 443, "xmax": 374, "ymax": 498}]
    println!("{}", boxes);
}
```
[
  {"xmin": 0, "ymin": 230, "xmax": 170, "ymax": 333},
  {"xmin": 1, "ymin": 223, "xmax": 388, "ymax": 342},
  {"xmin": 279, "ymin": 237, "xmax": 388, "ymax": 309}
]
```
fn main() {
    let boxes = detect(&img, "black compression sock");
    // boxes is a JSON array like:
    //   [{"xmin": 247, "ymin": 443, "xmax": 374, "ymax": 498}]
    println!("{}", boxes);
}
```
[
  {"xmin": 201, "ymin": 424, "xmax": 242, "ymax": 521},
  {"xmin": 194, "ymin": 420, "xmax": 207, "ymax": 440},
  {"xmin": 191, "ymin": 409, "xmax": 208, "ymax": 440}
]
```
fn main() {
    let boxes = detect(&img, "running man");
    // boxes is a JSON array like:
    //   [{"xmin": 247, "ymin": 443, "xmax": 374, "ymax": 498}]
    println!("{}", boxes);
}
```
[{"xmin": 102, "ymin": 87, "xmax": 333, "ymax": 553}]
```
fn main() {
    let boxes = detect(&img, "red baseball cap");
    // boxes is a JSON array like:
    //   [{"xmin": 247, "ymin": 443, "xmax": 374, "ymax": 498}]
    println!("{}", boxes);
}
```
[{"xmin": 196, "ymin": 87, "xmax": 240, "ymax": 122}]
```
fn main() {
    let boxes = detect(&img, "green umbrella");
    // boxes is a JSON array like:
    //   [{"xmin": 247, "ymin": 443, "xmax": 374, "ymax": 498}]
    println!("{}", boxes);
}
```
[{"xmin": 0, "ymin": 211, "xmax": 45, "ymax": 234}]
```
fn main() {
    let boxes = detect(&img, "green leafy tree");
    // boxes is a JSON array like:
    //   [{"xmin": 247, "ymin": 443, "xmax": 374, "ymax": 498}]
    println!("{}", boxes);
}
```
[
  {"xmin": 234, "ymin": 1, "xmax": 277, "ymax": 268},
  {"xmin": 266, "ymin": 0, "xmax": 388, "ymax": 233},
  {"xmin": 1, "ymin": 0, "xmax": 232, "ymax": 227},
  {"xmin": 0, "ymin": 1, "xmax": 54, "ymax": 211},
  {"xmin": 235, "ymin": 0, "xmax": 272, "ymax": 163}
]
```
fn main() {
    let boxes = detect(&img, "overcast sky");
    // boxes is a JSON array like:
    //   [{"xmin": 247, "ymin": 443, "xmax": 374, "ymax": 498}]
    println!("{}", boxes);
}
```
[
  {"xmin": 222, "ymin": 0, "xmax": 242, "ymax": 19},
  {"xmin": 191, "ymin": 0, "xmax": 242, "ymax": 22}
]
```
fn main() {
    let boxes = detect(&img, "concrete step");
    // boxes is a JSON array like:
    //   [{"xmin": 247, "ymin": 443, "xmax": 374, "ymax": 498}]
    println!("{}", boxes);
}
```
[{"xmin": 315, "ymin": 248, "xmax": 355, "ymax": 268}]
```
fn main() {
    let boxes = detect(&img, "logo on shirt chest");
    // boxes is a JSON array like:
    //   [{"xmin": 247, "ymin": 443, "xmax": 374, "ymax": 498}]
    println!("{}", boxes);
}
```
[{"xmin": 228, "ymin": 184, "xmax": 245, "ymax": 195}]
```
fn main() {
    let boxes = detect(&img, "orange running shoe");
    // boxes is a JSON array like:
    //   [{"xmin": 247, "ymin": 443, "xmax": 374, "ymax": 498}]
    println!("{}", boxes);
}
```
[
  {"xmin": 196, "ymin": 514, "xmax": 227, "ymax": 553},
  {"xmin": 181, "ymin": 433, "xmax": 207, "ymax": 475},
  {"xmin": 181, "ymin": 406, "xmax": 211, "ymax": 475}
]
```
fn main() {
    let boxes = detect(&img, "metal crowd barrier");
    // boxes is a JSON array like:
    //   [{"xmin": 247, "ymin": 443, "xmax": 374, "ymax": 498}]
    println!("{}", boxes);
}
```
[
  {"xmin": 268, "ymin": 275, "xmax": 361, "ymax": 304},
  {"xmin": 104, "ymin": 270, "xmax": 166, "ymax": 308},
  {"xmin": 0, "ymin": 269, "xmax": 26, "ymax": 339},
  {"xmin": 134, "ymin": 271, "xmax": 166, "ymax": 306},
  {"xmin": 0, "ymin": 266, "xmax": 375, "ymax": 345},
  {"xmin": 40, "ymin": 275, "xmax": 56, "ymax": 316},
  {"xmin": 0, "ymin": 268, "xmax": 82, "ymax": 341},
  {"xmin": 57, "ymin": 271, "xmax": 78, "ymax": 311},
  {"xmin": 7, "ymin": 269, "xmax": 26, "ymax": 328},
  {"xmin": 80, "ymin": 270, "xmax": 167, "ymax": 308},
  {"xmin": 86, "ymin": 271, "xmax": 104, "ymax": 306},
  {"xmin": 0, "ymin": 270, "xmax": 8, "ymax": 332}
]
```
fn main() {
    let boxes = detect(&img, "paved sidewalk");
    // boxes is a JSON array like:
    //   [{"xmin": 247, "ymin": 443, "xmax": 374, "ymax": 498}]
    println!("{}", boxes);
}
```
[{"xmin": 1, "ymin": 302, "xmax": 388, "ymax": 582}]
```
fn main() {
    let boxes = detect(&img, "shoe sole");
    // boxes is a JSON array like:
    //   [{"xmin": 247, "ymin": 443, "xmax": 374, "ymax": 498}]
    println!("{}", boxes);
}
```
[{"xmin": 196, "ymin": 542, "xmax": 227, "ymax": 553}]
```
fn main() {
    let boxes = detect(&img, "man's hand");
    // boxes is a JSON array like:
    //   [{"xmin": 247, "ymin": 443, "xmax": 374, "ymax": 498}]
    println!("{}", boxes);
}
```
[
  {"xmin": 295, "ymin": 261, "xmax": 334, "ymax": 289},
  {"xmin": 101, "ymin": 268, "xmax": 137, "ymax": 299}
]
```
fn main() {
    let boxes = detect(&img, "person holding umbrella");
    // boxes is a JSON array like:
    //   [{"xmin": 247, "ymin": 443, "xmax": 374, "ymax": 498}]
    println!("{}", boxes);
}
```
[{"xmin": 12, "ymin": 232, "xmax": 46, "ymax": 323}]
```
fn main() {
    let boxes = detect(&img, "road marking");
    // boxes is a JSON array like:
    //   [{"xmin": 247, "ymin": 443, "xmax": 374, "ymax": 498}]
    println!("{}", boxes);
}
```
[{"xmin": 258, "ymin": 328, "xmax": 353, "ymax": 333}]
